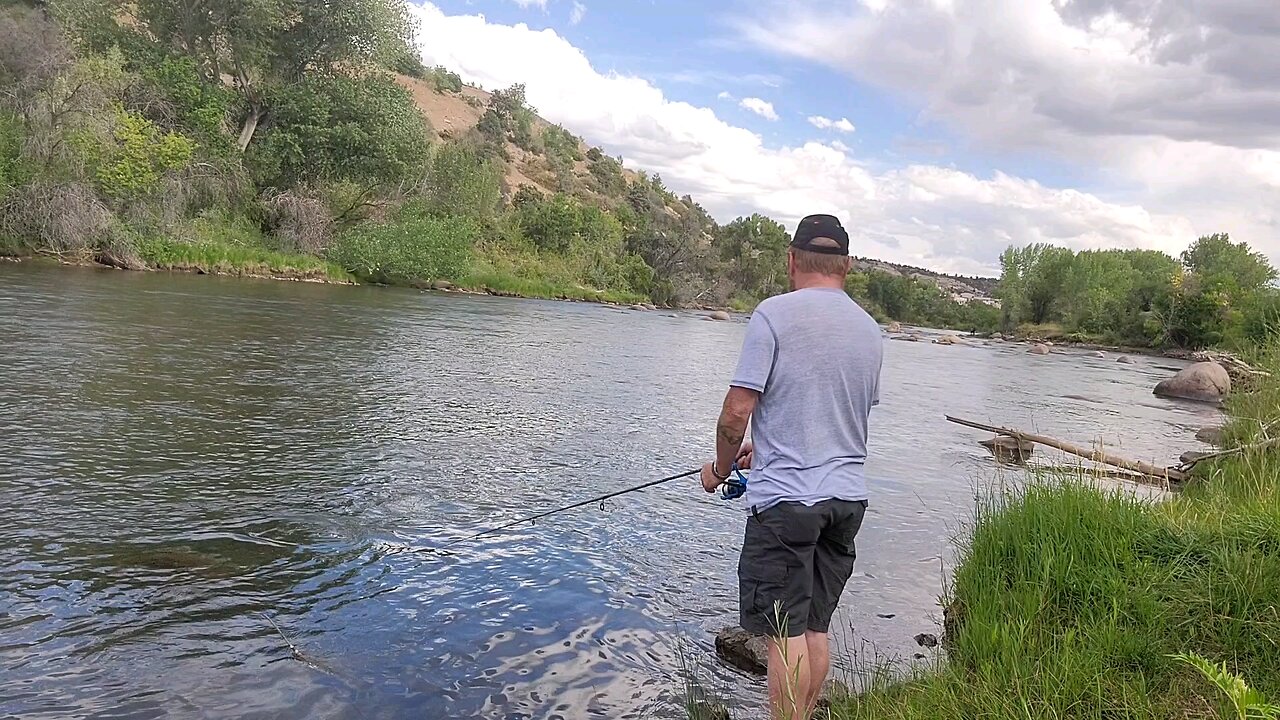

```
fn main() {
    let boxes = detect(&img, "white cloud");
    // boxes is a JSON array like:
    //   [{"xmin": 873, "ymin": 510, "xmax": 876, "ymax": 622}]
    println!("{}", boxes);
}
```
[
  {"xmin": 831, "ymin": 140, "xmax": 851, "ymax": 153},
  {"xmin": 716, "ymin": 91, "xmax": 733, "ymax": 101},
  {"xmin": 739, "ymin": 0, "xmax": 1280, "ymax": 263},
  {"xmin": 739, "ymin": 97, "xmax": 779, "ymax": 121},
  {"xmin": 509, "ymin": 0, "xmax": 548, "ymax": 8},
  {"xmin": 569, "ymin": 1, "xmax": 586, "ymax": 25},
  {"xmin": 410, "ymin": 2, "xmax": 1206, "ymax": 274},
  {"xmin": 808, "ymin": 115, "xmax": 856, "ymax": 133}
]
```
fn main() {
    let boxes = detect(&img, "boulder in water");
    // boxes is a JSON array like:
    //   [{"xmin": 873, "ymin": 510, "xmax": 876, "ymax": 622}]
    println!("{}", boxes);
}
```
[
  {"xmin": 992, "ymin": 333, "xmax": 1005, "ymax": 341},
  {"xmin": 1028, "ymin": 344, "xmax": 1051, "ymax": 355},
  {"xmin": 1093, "ymin": 351, "xmax": 1107, "ymax": 358},
  {"xmin": 934, "ymin": 335, "xmax": 960, "ymax": 345},
  {"xmin": 980, "ymin": 436, "xmax": 1034, "ymax": 464},
  {"xmin": 1116, "ymin": 355, "xmax": 1135, "ymax": 364},
  {"xmin": 887, "ymin": 321, "xmax": 903, "ymax": 333},
  {"xmin": 715, "ymin": 626, "xmax": 768, "ymax": 675},
  {"xmin": 707, "ymin": 310, "xmax": 731, "ymax": 322},
  {"xmin": 891, "ymin": 334, "xmax": 920, "ymax": 342},
  {"xmin": 1180, "ymin": 450, "xmax": 1214, "ymax": 465},
  {"xmin": 1154, "ymin": 362, "xmax": 1231, "ymax": 403}
]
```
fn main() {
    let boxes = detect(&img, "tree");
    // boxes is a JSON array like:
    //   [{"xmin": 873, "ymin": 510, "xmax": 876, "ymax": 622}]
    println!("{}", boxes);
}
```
[
  {"xmin": 715, "ymin": 214, "xmax": 789, "ymax": 298},
  {"xmin": 1181, "ymin": 233, "xmax": 1276, "ymax": 302},
  {"xmin": 126, "ymin": 0, "xmax": 419, "ymax": 151},
  {"xmin": 247, "ymin": 72, "xmax": 429, "ymax": 191},
  {"xmin": 419, "ymin": 141, "xmax": 502, "ymax": 221},
  {"xmin": 997, "ymin": 243, "xmax": 1074, "ymax": 326}
]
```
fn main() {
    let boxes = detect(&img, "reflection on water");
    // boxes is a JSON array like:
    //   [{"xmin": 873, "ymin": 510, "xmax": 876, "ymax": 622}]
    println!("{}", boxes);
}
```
[{"xmin": 0, "ymin": 264, "xmax": 1221, "ymax": 718}]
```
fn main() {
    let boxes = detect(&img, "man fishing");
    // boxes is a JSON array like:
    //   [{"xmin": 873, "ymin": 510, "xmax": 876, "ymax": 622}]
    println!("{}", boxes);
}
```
[{"xmin": 701, "ymin": 213, "xmax": 883, "ymax": 720}]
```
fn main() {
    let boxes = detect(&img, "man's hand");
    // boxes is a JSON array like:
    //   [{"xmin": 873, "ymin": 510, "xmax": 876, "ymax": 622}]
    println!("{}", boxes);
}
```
[
  {"xmin": 736, "ymin": 441, "xmax": 754, "ymax": 469},
  {"xmin": 701, "ymin": 462, "xmax": 723, "ymax": 493}
]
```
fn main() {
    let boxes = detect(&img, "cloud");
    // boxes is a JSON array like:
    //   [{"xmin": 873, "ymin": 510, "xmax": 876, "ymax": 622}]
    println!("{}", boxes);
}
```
[
  {"xmin": 508, "ymin": 0, "xmax": 548, "ymax": 8},
  {"xmin": 739, "ymin": 97, "xmax": 779, "ymax": 121},
  {"xmin": 410, "ymin": 2, "xmax": 1206, "ymax": 274},
  {"xmin": 808, "ymin": 115, "xmax": 856, "ymax": 133},
  {"xmin": 717, "ymin": 91, "xmax": 733, "ymax": 101},
  {"xmin": 569, "ymin": 1, "xmax": 586, "ymax": 25},
  {"xmin": 831, "ymin": 140, "xmax": 851, "ymax": 153}
]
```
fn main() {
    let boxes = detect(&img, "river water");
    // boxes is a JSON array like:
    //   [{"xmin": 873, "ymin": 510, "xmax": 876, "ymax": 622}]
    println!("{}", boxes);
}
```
[{"xmin": 0, "ymin": 263, "xmax": 1222, "ymax": 719}]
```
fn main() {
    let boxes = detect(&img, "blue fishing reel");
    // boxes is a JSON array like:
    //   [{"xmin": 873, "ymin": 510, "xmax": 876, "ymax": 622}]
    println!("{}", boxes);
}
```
[{"xmin": 720, "ymin": 463, "xmax": 748, "ymax": 500}]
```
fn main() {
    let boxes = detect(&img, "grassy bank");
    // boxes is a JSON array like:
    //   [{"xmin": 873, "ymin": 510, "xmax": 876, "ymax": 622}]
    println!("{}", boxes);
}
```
[
  {"xmin": 828, "ymin": 347, "xmax": 1280, "ymax": 719},
  {"xmin": 136, "ymin": 236, "xmax": 354, "ymax": 283}
]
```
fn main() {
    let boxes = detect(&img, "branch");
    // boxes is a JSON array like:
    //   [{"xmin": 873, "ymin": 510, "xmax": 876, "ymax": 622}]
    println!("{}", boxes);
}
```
[{"xmin": 946, "ymin": 415, "xmax": 1187, "ymax": 483}]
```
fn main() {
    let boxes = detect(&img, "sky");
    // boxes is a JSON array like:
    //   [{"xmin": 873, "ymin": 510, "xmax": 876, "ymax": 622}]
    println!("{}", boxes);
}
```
[{"xmin": 410, "ymin": 0, "xmax": 1280, "ymax": 276}]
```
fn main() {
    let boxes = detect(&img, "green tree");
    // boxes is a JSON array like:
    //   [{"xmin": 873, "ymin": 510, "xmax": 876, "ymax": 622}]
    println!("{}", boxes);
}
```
[
  {"xmin": 715, "ymin": 214, "xmax": 789, "ymax": 299},
  {"xmin": 419, "ymin": 141, "xmax": 502, "ymax": 221},
  {"xmin": 998, "ymin": 243, "xmax": 1074, "ymax": 326},
  {"xmin": 1182, "ymin": 233, "xmax": 1276, "ymax": 303},
  {"xmin": 247, "ymin": 72, "xmax": 430, "ymax": 190}
]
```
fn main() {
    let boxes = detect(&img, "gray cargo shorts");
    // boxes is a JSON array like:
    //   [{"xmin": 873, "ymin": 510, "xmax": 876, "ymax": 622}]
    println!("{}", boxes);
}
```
[{"xmin": 737, "ymin": 498, "xmax": 867, "ymax": 637}]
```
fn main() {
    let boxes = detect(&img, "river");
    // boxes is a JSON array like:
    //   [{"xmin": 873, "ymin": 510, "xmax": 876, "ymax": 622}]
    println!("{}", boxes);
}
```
[{"xmin": 0, "ymin": 263, "xmax": 1223, "ymax": 719}]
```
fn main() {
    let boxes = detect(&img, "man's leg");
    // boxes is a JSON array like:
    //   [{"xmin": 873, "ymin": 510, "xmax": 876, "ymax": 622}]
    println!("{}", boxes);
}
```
[
  {"xmin": 802, "ymin": 629, "xmax": 830, "ymax": 716},
  {"xmin": 767, "ymin": 634, "xmax": 811, "ymax": 720}
]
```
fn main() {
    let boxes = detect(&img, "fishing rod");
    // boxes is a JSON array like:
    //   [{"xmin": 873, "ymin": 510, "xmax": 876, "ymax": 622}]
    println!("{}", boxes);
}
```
[{"xmin": 437, "ymin": 465, "xmax": 747, "ymax": 550}]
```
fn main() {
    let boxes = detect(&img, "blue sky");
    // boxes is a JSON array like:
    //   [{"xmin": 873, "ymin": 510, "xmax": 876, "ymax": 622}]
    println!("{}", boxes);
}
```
[{"xmin": 416, "ymin": 0, "xmax": 1280, "ymax": 275}]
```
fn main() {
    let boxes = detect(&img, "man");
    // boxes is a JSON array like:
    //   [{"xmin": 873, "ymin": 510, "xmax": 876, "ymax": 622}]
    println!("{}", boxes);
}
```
[{"xmin": 701, "ymin": 213, "xmax": 883, "ymax": 720}]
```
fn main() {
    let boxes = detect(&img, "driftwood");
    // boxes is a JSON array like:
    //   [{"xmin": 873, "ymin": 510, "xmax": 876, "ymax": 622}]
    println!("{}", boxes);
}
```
[{"xmin": 946, "ymin": 415, "xmax": 1187, "ymax": 483}]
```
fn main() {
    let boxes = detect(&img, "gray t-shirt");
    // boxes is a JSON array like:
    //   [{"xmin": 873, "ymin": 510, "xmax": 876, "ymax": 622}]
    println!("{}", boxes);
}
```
[{"xmin": 730, "ymin": 287, "xmax": 883, "ymax": 511}]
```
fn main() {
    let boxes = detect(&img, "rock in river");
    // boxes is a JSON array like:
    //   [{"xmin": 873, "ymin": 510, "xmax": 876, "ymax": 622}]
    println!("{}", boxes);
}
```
[
  {"xmin": 715, "ymin": 626, "xmax": 768, "ymax": 675},
  {"xmin": 1116, "ymin": 355, "xmax": 1135, "ymax": 364},
  {"xmin": 707, "ymin": 310, "xmax": 731, "ymax": 322},
  {"xmin": 1028, "ymin": 343, "xmax": 1051, "ymax": 355},
  {"xmin": 1196, "ymin": 426, "xmax": 1225, "ymax": 446},
  {"xmin": 980, "ymin": 436, "xmax": 1034, "ymax": 464},
  {"xmin": 1154, "ymin": 361, "xmax": 1231, "ymax": 403},
  {"xmin": 887, "ymin": 321, "xmax": 903, "ymax": 333}
]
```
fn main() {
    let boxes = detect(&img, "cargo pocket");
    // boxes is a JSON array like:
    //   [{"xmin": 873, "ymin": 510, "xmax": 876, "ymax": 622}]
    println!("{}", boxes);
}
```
[{"xmin": 739, "ymin": 560, "xmax": 794, "ymax": 634}]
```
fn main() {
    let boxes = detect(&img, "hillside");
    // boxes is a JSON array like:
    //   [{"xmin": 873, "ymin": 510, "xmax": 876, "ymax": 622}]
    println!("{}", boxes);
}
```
[{"xmin": 399, "ymin": 70, "xmax": 999, "ymax": 303}]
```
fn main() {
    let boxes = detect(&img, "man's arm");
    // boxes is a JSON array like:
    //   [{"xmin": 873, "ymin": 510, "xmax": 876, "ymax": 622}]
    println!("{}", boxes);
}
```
[{"xmin": 702, "ymin": 386, "xmax": 758, "ymax": 492}]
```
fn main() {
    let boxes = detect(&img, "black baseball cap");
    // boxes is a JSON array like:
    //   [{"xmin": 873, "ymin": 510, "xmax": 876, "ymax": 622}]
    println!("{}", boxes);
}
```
[{"xmin": 790, "ymin": 214, "xmax": 849, "ymax": 255}]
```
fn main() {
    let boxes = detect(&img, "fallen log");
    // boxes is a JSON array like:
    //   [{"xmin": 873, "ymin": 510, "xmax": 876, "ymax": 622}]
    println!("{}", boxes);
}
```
[{"xmin": 946, "ymin": 415, "xmax": 1187, "ymax": 483}]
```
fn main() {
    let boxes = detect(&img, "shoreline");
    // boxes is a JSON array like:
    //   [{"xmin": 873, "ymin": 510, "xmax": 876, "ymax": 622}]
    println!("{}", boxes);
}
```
[{"xmin": 1, "ymin": 253, "xmax": 745, "ymax": 315}]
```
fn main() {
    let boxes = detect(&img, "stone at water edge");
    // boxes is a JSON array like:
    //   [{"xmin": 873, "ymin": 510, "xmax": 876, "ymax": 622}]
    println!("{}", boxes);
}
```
[
  {"xmin": 1196, "ymin": 426, "xmax": 1225, "ymax": 446},
  {"xmin": 887, "ymin": 321, "xmax": 903, "ymax": 333},
  {"xmin": 1093, "ymin": 351, "xmax": 1107, "ymax": 358},
  {"xmin": 992, "ymin": 333, "xmax": 1005, "ymax": 341},
  {"xmin": 714, "ymin": 626, "xmax": 768, "ymax": 676},
  {"xmin": 430, "ymin": 279, "xmax": 454, "ymax": 291},
  {"xmin": 891, "ymin": 335, "xmax": 920, "ymax": 342},
  {"xmin": 934, "ymin": 335, "xmax": 963, "ymax": 346},
  {"xmin": 707, "ymin": 310, "xmax": 732, "ymax": 322},
  {"xmin": 1116, "ymin": 355, "xmax": 1135, "ymax": 364},
  {"xmin": 1153, "ymin": 361, "xmax": 1231, "ymax": 403},
  {"xmin": 914, "ymin": 633, "xmax": 939, "ymax": 648},
  {"xmin": 1180, "ymin": 450, "xmax": 1215, "ymax": 465},
  {"xmin": 1028, "ymin": 343, "xmax": 1051, "ymax": 355}
]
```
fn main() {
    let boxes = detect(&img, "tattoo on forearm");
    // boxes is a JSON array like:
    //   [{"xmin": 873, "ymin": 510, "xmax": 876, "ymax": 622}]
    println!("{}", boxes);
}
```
[{"xmin": 717, "ymin": 420, "xmax": 745, "ymax": 447}]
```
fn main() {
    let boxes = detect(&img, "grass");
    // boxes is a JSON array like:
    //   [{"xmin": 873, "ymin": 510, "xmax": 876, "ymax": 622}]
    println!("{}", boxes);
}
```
[
  {"xmin": 136, "ymin": 235, "xmax": 353, "ymax": 283},
  {"xmin": 817, "ymin": 344, "xmax": 1280, "ymax": 719},
  {"xmin": 456, "ymin": 269, "xmax": 646, "ymax": 305},
  {"xmin": 0, "ymin": 234, "xmax": 26, "ymax": 256}
]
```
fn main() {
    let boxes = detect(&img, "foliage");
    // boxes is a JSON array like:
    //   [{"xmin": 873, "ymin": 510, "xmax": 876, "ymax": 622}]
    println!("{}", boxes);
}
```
[
  {"xmin": 89, "ymin": 108, "xmax": 195, "ymax": 201},
  {"xmin": 1173, "ymin": 653, "xmax": 1280, "ymax": 720},
  {"xmin": 137, "ymin": 233, "xmax": 351, "ymax": 281},
  {"xmin": 488, "ymin": 83, "xmax": 537, "ymax": 151},
  {"xmin": 328, "ymin": 206, "xmax": 476, "ymax": 284},
  {"xmin": 248, "ymin": 72, "xmax": 430, "ymax": 190},
  {"xmin": 418, "ymin": 140, "xmax": 502, "ymax": 221},
  {"xmin": 425, "ymin": 65, "xmax": 463, "ymax": 93},
  {"xmin": 715, "ymin": 214, "xmax": 789, "ymax": 298}
]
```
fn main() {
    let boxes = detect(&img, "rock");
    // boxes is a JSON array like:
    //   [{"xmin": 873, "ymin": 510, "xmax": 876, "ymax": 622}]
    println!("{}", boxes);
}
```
[
  {"xmin": 630, "ymin": 304, "xmax": 646, "ymax": 311},
  {"xmin": 1180, "ymin": 450, "xmax": 1214, "ymax": 465},
  {"xmin": 876, "ymin": 613, "xmax": 896, "ymax": 619},
  {"xmin": 934, "ymin": 335, "xmax": 961, "ymax": 345},
  {"xmin": 1153, "ymin": 361, "xmax": 1231, "ymax": 403},
  {"xmin": 980, "ymin": 436, "xmax": 1034, "ymax": 464},
  {"xmin": 1196, "ymin": 426, "xmax": 1225, "ymax": 446},
  {"xmin": 430, "ymin": 279, "xmax": 454, "ymax": 291},
  {"xmin": 688, "ymin": 702, "xmax": 730, "ymax": 720},
  {"xmin": 668, "ymin": 313, "xmax": 680, "ymax": 318},
  {"xmin": 714, "ymin": 626, "xmax": 768, "ymax": 676},
  {"xmin": 1116, "ymin": 355, "xmax": 1135, "ymax": 364},
  {"xmin": 914, "ymin": 633, "xmax": 939, "ymax": 648},
  {"xmin": 707, "ymin": 310, "xmax": 731, "ymax": 322},
  {"xmin": 887, "ymin": 321, "xmax": 903, "ymax": 333},
  {"xmin": 891, "ymin": 335, "xmax": 920, "ymax": 342},
  {"xmin": 992, "ymin": 333, "xmax": 1004, "ymax": 341},
  {"xmin": 814, "ymin": 679, "xmax": 851, "ymax": 711},
  {"xmin": 1028, "ymin": 344, "xmax": 1051, "ymax": 355},
  {"xmin": 1093, "ymin": 351, "xmax": 1107, "ymax": 358},
  {"xmin": 914, "ymin": 653, "xmax": 927, "ymax": 660}
]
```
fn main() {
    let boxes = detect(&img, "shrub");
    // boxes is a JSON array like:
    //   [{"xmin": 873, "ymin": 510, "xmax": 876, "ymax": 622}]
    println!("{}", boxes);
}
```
[
  {"xmin": 262, "ymin": 189, "xmax": 335, "ymax": 254},
  {"xmin": 329, "ymin": 209, "xmax": 476, "ymax": 285},
  {"xmin": 0, "ymin": 180, "xmax": 113, "ymax": 252},
  {"xmin": 419, "ymin": 141, "xmax": 503, "ymax": 221}
]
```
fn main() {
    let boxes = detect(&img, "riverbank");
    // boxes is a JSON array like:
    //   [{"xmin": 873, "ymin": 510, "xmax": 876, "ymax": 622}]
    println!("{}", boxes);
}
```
[
  {"xmin": 824, "ymin": 346, "xmax": 1280, "ymax": 718},
  {"xmin": 0, "ymin": 247, "xmax": 712, "ymax": 311}
]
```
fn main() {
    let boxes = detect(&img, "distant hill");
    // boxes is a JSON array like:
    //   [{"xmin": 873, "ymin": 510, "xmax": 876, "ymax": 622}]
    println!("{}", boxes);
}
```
[{"xmin": 398, "ymin": 71, "xmax": 1000, "ymax": 299}]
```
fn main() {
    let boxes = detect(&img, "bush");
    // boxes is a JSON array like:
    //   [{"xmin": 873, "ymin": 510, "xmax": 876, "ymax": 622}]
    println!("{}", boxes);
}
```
[
  {"xmin": 427, "ymin": 65, "xmax": 462, "ymax": 93},
  {"xmin": 261, "ymin": 189, "xmax": 335, "ymax": 254},
  {"xmin": 329, "ymin": 209, "xmax": 476, "ymax": 285},
  {"xmin": 0, "ymin": 179, "xmax": 113, "ymax": 252},
  {"xmin": 419, "ymin": 141, "xmax": 503, "ymax": 221}
]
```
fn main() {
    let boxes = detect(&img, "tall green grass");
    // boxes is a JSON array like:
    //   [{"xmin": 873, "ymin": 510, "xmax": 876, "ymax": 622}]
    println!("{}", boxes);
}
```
[
  {"xmin": 822, "ymin": 346, "xmax": 1280, "ymax": 719},
  {"xmin": 137, "ymin": 235, "xmax": 352, "ymax": 282}
]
